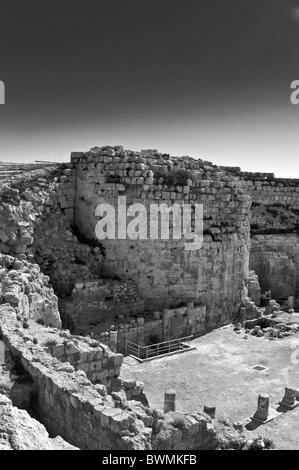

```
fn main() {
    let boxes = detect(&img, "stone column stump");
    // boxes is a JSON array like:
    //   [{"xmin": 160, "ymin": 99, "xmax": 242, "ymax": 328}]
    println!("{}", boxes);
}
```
[
  {"xmin": 280, "ymin": 387, "xmax": 297, "ymax": 409},
  {"xmin": 203, "ymin": 405, "xmax": 216, "ymax": 419},
  {"xmin": 287, "ymin": 297, "xmax": 294, "ymax": 309},
  {"xmin": 109, "ymin": 329, "xmax": 118, "ymax": 352},
  {"xmin": 252, "ymin": 394, "xmax": 270, "ymax": 423},
  {"xmin": 164, "ymin": 389, "xmax": 176, "ymax": 413}
]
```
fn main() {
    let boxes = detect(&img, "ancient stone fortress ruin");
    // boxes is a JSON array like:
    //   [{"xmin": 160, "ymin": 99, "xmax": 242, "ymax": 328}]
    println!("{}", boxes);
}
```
[{"xmin": 0, "ymin": 148, "xmax": 299, "ymax": 450}]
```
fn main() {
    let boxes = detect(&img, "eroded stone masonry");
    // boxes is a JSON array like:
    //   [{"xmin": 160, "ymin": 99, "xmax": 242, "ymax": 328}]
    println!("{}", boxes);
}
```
[{"xmin": 0, "ymin": 149, "xmax": 298, "ymax": 449}]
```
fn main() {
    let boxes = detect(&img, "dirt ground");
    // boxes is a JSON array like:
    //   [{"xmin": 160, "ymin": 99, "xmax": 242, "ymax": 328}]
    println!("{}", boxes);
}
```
[{"xmin": 121, "ymin": 325, "xmax": 299, "ymax": 449}]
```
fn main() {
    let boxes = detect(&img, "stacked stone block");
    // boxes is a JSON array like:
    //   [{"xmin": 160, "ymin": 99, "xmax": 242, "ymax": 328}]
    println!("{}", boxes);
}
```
[
  {"xmin": 250, "ymin": 234, "xmax": 299, "ymax": 300},
  {"xmin": 32, "ymin": 327, "xmax": 123, "ymax": 388},
  {"xmin": 61, "ymin": 278, "xmax": 145, "ymax": 334},
  {"xmin": 71, "ymin": 146, "xmax": 251, "ymax": 332},
  {"xmin": 0, "ymin": 253, "xmax": 61, "ymax": 327}
]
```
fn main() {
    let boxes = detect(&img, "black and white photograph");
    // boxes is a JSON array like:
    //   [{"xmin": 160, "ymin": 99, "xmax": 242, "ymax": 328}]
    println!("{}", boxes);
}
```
[{"xmin": 0, "ymin": 0, "xmax": 299, "ymax": 458}]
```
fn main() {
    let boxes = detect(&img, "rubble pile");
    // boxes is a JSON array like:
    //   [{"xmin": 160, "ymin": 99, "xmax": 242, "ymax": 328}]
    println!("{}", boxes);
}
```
[
  {"xmin": 235, "ymin": 299, "xmax": 299, "ymax": 339},
  {"xmin": 32, "ymin": 207, "xmax": 103, "ymax": 298},
  {"xmin": 0, "ymin": 253, "xmax": 61, "ymax": 327}
]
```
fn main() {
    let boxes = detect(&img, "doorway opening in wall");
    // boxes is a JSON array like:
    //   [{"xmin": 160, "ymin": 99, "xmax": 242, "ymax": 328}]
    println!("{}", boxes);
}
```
[
  {"xmin": 126, "ymin": 335, "xmax": 195, "ymax": 362},
  {"xmin": 148, "ymin": 334, "xmax": 160, "ymax": 345}
]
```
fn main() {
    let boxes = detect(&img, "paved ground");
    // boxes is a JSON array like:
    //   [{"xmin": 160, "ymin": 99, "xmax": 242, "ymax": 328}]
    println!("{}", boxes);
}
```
[{"xmin": 121, "ymin": 325, "xmax": 299, "ymax": 449}]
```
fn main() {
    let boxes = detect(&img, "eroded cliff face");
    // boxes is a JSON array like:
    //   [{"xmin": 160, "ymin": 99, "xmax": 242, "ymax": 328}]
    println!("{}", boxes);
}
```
[{"xmin": 0, "ymin": 394, "xmax": 77, "ymax": 450}]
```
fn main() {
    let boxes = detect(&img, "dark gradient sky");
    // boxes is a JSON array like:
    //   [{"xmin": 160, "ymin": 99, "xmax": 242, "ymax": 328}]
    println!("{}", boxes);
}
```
[{"xmin": 0, "ymin": 0, "xmax": 299, "ymax": 175}]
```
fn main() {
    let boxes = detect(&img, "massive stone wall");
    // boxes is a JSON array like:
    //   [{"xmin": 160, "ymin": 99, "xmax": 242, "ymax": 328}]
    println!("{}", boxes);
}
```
[
  {"xmin": 222, "ymin": 170, "xmax": 299, "ymax": 234},
  {"xmin": 71, "ymin": 146, "xmax": 251, "ymax": 332},
  {"xmin": 244, "ymin": 174, "xmax": 299, "ymax": 301},
  {"xmin": 219, "ymin": 169, "xmax": 299, "ymax": 303},
  {"xmin": 13, "ymin": 320, "xmax": 124, "ymax": 389},
  {"xmin": 61, "ymin": 279, "xmax": 145, "ymax": 335},
  {"xmin": 221, "ymin": 168, "xmax": 299, "ymax": 224},
  {"xmin": 243, "ymin": 176, "xmax": 299, "ymax": 234},
  {"xmin": 94, "ymin": 303, "xmax": 207, "ymax": 354},
  {"xmin": 250, "ymin": 234, "xmax": 299, "ymax": 300}
]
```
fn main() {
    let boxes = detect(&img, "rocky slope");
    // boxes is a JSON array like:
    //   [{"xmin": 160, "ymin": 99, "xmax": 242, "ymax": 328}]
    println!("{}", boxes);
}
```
[{"xmin": 0, "ymin": 394, "xmax": 77, "ymax": 450}]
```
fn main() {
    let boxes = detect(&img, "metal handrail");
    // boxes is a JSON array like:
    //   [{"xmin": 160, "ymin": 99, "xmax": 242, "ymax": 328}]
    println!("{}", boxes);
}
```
[{"xmin": 126, "ymin": 335, "xmax": 193, "ymax": 359}]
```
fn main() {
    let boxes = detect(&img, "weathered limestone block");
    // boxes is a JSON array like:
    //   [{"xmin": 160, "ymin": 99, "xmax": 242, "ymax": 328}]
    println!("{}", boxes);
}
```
[
  {"xmin": 127, "ymin": 400, "xmax": 155, "ymax": 428},
  {"xmin": 247, "ymin": 271, "xmax": 261, "ymax": 306},
  {"xmin": 203, "ymin": 405, "xmax": 216, "ymax": 419},
  {"xmin": 264, "ymin": 299, "xmax": 281, "ymax": 316},
  {"xmin": 239, "ymin": 297, "xmax": 261, "ymax": 321},
  {"xmin": 153, "ymin": 411, "xmax": 219, "ymax": 450},
  {"xmin": 250, "ymin": 235, "xmax": 298, "ymax": 300},
  {"xmin": 0, "ymin": 255, "xmax": 61, "ymax": 327}
]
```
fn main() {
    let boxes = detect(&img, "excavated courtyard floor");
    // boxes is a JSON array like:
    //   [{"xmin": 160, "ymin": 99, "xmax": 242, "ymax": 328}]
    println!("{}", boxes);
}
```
[{"xmin": 121, "ymin": 324, "xmax": 299, "ymax": 449}]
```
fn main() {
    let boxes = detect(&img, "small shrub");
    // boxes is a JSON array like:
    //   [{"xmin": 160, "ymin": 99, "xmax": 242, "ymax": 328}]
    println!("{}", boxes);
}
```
[
  {"xmin": 248, "ymin": 437, "xmax": 274, "ymax": 450},
  {"xmin": 170, "ymin": 413, "xmax": 187, "ymax": 431},
  {"xmin": 262, "ymin": 437, "xmax": 274, "ymax": 450}
]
